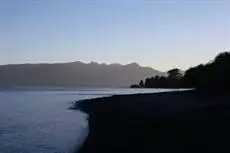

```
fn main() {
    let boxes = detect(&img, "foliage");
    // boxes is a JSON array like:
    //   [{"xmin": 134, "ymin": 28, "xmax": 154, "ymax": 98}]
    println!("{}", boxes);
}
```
[
  {"xmin": 183, "ymin": 52, "xmax": 230, "ymax": 89},
  {"xmin": 131, "ymin": 52, "xmax": 230, "ymax": 89},
  {"xmin": 167, "ymin": 68, "xmax": 182, "ymax": 79}
]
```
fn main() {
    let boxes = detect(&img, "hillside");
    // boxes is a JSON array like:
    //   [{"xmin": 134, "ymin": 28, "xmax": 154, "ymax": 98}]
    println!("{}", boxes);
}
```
[{"xmin": 0, "ymin": 62, "xmax": 163, "ymax": 87}]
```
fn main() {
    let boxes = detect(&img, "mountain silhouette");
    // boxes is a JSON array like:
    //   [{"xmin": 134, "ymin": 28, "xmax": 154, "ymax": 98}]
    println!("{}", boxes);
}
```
[{"xmin": 0, "ymin": 62, "xmax": 163, "ymax": 87}]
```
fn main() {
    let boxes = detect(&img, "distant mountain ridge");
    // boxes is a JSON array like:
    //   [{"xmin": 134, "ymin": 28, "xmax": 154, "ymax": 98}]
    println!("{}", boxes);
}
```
[{"xmin": 0, "ymin": 61, "xmax": 164, "ymax": 87}]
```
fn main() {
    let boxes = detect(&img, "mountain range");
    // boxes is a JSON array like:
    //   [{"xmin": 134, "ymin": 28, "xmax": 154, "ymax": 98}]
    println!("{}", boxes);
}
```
[{"xmin": 0, "ymin": 62, "xmax": 164, "ymax": 87}]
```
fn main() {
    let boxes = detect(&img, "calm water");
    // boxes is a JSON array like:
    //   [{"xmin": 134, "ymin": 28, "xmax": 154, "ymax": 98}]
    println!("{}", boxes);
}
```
[{"xmin": 0, "ymin": 88, "xmax": 179, "ymax": 153}]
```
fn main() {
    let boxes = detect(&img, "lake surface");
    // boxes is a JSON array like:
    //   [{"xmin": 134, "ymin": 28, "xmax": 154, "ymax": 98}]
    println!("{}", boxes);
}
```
[{"xmin": 0, "ymin": 88, "xmax": 180, "ymax": 153}]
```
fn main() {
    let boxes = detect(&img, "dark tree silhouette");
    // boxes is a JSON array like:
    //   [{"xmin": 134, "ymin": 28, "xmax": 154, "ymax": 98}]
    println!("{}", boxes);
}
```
[
  {"xmin": 139, "ymin": 80, "xmax": 144, "ymax": 88},
  {"xmin": 183, "ymin": 52, "xmax": 230, "ymax": 89},
  {"xmin": 132, "ymin": 51, "xmax": 230, "ymax": 90},
  {"xmin": 167, "ymin": 68, "xmax": 182, "ymax": 79}
]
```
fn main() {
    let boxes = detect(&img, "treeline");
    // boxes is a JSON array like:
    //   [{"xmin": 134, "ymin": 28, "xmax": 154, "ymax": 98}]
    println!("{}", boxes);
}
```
[{"xmin": 131, "ymin": 52, "xmax": 230, "ymax": 89}]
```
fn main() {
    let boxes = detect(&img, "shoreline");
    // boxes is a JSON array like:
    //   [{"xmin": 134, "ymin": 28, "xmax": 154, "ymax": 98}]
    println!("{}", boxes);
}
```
[{"xmin": 74, "ymin": 90, "xmax": 230, "ymax": 153}]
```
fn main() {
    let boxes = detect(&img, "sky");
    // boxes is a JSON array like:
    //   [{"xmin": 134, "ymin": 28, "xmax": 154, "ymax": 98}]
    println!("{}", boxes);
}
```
[{"xmin": 0, "ymin": 0, "xmax": 229, "ymax": 71}]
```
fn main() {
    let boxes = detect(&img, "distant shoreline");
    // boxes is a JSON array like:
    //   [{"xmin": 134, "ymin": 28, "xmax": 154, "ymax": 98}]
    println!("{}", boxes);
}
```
[{"xmin": 74, "ymin": 90, "xmax": 230, "ymax": 153}]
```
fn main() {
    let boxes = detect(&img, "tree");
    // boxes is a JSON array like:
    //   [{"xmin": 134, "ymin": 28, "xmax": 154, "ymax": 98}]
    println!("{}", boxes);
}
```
[
  {"xmin": 183, "ymin": 52, "xmax": 230, "ymax": 89},
  {"xmin": 139, "ymin": 80, "xmax": 144, "ymax": 88},
  {"xmin": 155, "ymin": 75, "xmax": 160, "ymax": 79},
  {"xmin": 214, "ymin": 52, "xmax": 230, "ymax": 64},
  {"xmin": 167, "ymin": 68, "xmax": 182, "ymax": 79},
  {"xmin": 131, "ymin": 51, "xmax": 230, "ymax": 90}
]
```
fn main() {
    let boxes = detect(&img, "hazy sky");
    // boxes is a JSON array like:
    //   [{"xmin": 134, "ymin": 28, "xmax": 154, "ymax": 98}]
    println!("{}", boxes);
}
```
[{"xmin": 0, "ymin": 0, "xmax": 229, "ymax": 71}]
